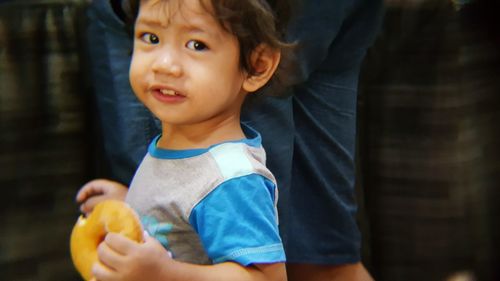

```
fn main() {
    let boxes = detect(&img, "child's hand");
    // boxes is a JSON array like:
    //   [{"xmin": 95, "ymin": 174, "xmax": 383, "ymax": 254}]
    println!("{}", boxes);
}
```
[
  {"xmin": 92, "ymin": 232, "xmax": 174, "ymax": 281},
  {"xmin": 76, "ymin": 179, "xmax": 128, "ymax": 215}
]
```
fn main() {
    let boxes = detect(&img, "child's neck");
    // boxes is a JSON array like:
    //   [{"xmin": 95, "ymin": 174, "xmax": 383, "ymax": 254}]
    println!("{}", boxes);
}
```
[{"xmin": 158, "ymin": 117, "xmax": 245, "ymax": 150}]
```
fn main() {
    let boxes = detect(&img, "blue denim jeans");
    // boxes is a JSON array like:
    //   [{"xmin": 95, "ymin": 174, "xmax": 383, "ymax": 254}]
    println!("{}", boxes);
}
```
[
  {"xmin": 85, "ymin": 0, "xmax": 159, "ymax": 185},
  {"xmin": 242, "ymin": 0, "xmax": 384, "ymax": 264},
  {"xmin": 86, "ymin": 0, "xmax": 384, "ymax": 265}
]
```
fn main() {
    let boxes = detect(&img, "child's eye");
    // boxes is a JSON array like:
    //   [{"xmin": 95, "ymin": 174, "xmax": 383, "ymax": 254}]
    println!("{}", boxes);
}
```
[
  {"xmin": 139, "ymin": 32, "xmax": 160, "ymax": 44},
  {"xmin": 186, "ymin": 40, "xmax": 207, "ymax": 51}
]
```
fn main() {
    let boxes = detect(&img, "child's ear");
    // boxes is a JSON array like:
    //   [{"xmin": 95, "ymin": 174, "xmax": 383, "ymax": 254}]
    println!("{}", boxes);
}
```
[{"xmin": 242, "ymin": 44, "xmax": 281, "ymax": 93}]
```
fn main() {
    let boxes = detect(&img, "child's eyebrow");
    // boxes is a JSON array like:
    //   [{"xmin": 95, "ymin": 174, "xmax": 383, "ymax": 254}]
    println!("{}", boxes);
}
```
[
  {"xmin": 180, "ymin": 24, "xmax": 221, "ymax": 40},
  {"xmin": 135, "ymin": 18, "xmax": 165, "ymax": 28}
]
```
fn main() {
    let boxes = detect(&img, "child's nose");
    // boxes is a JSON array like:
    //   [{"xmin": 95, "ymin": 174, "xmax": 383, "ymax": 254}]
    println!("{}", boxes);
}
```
[{"xmin": 152, "ymin": 50, "xmax": 182, "ymax": 77}]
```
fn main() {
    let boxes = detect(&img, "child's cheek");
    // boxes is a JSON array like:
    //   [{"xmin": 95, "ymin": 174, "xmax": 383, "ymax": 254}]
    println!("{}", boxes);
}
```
[{"xmin": 129, "ymin": 60, "xmax": 145, "ymax": 95}]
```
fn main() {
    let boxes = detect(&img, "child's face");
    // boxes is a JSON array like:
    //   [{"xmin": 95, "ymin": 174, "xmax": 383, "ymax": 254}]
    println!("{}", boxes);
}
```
[{"xmin": 130, "ymin": 0, "xmax": 248, "ymax": 127}]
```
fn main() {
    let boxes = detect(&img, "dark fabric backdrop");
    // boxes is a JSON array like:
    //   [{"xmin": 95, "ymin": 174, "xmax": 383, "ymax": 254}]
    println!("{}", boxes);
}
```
[
  {"xmin": 0, "ymin": 1, "xmax": 91, "ymax": 280},
  {"xmin": 359, "ymin": 1, "xmax": 500, "ymax": 280}
]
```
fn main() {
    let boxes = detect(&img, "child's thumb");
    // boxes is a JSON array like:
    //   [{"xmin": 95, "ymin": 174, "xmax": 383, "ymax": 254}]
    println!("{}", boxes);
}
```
[{"xmin": 143, "ymin": 231, "xmax": 173, "ymax": 258}]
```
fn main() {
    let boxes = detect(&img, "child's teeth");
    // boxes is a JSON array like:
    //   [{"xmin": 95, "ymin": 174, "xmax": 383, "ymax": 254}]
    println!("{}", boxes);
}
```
[{"xmin": 160, "ymin": 89, "xmax": 176, "ymax": 96}]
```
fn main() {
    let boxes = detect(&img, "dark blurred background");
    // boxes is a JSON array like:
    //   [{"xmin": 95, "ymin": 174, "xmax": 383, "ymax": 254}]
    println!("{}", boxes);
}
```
[{"xmin": 0, "ymin": 0, "xmax": 499, "ymax": 280}]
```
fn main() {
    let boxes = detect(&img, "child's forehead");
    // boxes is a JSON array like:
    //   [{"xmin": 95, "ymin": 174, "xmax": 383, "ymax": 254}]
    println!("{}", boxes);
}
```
[{"xmin": 138, "ymin": 0, "xmax": 215, "ymax": 26}]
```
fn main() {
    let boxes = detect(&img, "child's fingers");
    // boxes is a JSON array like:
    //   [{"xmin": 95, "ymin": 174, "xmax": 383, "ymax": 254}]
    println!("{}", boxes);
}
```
[
  {"xmin": 92, "ymin": 261, "xmax": 115, "ymax": 281},
  {"xmin": 143, "ymin": 232, "xmax": 162, "ymax": 245},
  {"xmin": 104, "ymin": 232, "xmax": 138, "ymax": 255},
  {"xmin": 76, "ymin": 179, "xmax": 107, "ymax": 203},
  {"xmin": 79, "ymin": 195, "xmax": 106, "ymax": 214},
  {"xmin": 97, "ymin": 240, "xmax": 123, "ymax": 271},
  {"xmin": 143, "ymin": 233, "xmax": 173, "ymax": 258}
]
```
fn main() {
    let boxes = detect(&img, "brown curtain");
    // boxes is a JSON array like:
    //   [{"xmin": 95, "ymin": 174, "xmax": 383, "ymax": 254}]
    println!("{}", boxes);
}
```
[
  {"xmin": 359, "ymin": 1, "xmax": 500, "ymax": 280},
  {"xmin": 0, "ymin": 1, "xmax": 90, "ymax": 280}
]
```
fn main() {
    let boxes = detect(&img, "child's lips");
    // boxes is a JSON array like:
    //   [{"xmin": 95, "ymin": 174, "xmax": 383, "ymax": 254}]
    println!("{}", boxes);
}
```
[
  {"xmin": 151, "ymin": 88, "xmax": 186, "ymax": 103},
  {"xmin": 150, "ymin": 85, "xmax": 185, "ymax": 97}
]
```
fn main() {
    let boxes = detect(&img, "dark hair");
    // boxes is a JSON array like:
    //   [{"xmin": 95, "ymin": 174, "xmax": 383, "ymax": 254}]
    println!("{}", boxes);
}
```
[{"xmin": 122, "ymin": 0, "xmax": 294, "ymax": 77}]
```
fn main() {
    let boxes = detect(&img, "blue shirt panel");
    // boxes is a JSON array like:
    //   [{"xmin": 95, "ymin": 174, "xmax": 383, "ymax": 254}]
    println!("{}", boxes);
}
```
[{"xmin": 189, "ymin": 174, "xmax": 285, "ymax": 266}]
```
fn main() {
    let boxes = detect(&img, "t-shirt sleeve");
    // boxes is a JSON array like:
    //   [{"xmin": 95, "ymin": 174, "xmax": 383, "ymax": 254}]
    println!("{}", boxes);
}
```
[{"xmin": 189, "ymin": 174, "xmax": 285, "ymax": 266}]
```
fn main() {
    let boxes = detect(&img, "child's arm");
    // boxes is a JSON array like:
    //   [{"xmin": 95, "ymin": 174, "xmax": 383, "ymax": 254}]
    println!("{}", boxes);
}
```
[
  {"xmin": 92, "ymin": 233, "xmax": 286, "ymax": 281},
  {"xmin": 158, "ymin": 260, "xmax": 286, "ymax": 281},
  {"xmin": 76, "ymin": 179, "xmax": 128, "ymax": 215}
]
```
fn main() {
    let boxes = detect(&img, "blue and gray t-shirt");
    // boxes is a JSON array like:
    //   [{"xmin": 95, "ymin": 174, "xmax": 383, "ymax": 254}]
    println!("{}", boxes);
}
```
[{"xmin": 125, "ymin": 124, "xmax": 285, "ymax": 266}]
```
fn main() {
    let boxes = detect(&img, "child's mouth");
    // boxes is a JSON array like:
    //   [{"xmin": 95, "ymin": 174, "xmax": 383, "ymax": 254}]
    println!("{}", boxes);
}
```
[
  {"xmin": 152, "ymin": 88, "xmax": 185, "ymax": 103},
  {"xmin": 160, "ymin": 89, "xmax": 177, "ymax": 96}
]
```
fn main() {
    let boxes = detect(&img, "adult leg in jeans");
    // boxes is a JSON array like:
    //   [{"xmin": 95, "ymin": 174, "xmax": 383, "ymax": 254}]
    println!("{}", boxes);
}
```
[
  {"xmin": 243, "ymin": 0, "xmax": 384, "ymax": 280},
  {"xmin": 85, "ymin": 0, "xmax": 159, "ymax": 185}
]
